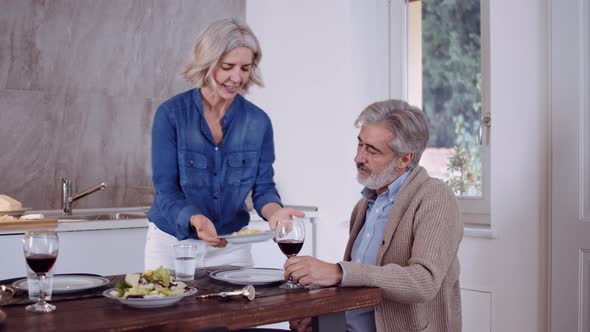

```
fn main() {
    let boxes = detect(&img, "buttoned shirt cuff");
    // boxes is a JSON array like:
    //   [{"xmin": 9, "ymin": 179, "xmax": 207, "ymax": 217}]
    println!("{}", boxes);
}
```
[
  {"xmin": 254, "ymin": 196, "xmax": 283, "ymax": 221},
  {"xmin": 176, "ymin": 205, "xmax": 201, "ymax": 240}
]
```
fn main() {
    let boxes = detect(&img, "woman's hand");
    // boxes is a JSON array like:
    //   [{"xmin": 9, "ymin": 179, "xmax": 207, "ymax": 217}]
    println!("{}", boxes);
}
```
[
  {"xmin": 267, "ymin": 207, "xmax": 305, "ymax": 230},
  {"xmin": 190, "ymin": 214, "xmax": 227, "ymax": 248}
]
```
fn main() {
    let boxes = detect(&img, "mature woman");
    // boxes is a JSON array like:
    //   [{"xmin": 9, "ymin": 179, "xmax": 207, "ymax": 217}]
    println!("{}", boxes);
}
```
[{"xmin": 145, "ymin": 18, "xmax": 303, "ymax": 270}]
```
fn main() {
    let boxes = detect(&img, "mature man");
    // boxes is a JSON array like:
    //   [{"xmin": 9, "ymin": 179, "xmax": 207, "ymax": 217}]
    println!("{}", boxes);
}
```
[{"xmin": 286, "ymin": 100, "xmax": 463, "ymax": 332}]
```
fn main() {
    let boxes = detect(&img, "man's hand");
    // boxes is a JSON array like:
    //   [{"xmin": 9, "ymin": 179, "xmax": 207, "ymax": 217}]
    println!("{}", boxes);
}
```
[
  {"xmin": 267, "ymin": 207, "xmax": 305, "ymax": 230},
  {"xmin": 284, "ymin": 256, "xmax": 343, "ymax": 287},
  {"xmin": 289, "ymin": 317, "xmax": 312, "ymax": 332},
  {"xmin": 190, "ymin": 214, "xmax": 227, "ymax": 247}
]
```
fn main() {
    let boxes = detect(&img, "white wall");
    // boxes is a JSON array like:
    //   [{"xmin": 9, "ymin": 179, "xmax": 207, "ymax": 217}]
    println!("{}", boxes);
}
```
[
  {"xmin": 458, "ymin": 1, "xmax": 549, "ymax": 331},
  {"xmin": 246, "ymin": 0, "xmax": 390, "ymax": 262},
  {"xmin": 247, "ymin": 1, "xmax": 550, "ymax": 332}
]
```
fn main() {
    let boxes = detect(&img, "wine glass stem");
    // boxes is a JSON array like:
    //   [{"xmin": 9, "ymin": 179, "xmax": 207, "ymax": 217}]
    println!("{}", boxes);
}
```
[
  {"xmin": 38, "ymin": 274, "xmax": 47, "ymax": 305},
  {"xmin": 287, "ymin": 254, "xmax": 297, "ymax": 284}
]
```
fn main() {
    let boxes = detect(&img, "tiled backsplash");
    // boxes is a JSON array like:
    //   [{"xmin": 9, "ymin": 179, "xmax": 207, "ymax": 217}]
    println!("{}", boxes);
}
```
[{"xmin": 0, "ymin": 0, "xmax": 245, "ymax": 209}]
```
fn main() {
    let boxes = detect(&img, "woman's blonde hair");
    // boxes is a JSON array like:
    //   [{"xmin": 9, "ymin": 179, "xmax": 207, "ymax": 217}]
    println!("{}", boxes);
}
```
[{"xmin": 182, "ymin": 18, "xmax": 263, "ymax": 93}]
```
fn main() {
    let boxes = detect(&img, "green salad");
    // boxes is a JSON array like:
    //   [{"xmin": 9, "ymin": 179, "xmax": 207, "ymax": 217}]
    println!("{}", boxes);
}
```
[{"xmin": 111, "ymin": 266, "xmax": 189, "ymax": 299}]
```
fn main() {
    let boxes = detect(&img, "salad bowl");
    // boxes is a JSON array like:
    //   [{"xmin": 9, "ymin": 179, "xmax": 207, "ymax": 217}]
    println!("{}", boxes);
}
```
[{"xmin": 103, "ymin": 287, "xmax": 197, "ymax": 308}]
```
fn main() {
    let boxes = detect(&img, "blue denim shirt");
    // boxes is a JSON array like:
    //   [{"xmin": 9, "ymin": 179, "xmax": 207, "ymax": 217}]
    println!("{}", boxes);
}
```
[{"xmin": 148, "ymin": 88, "xmax": 282, "ymax": 240}]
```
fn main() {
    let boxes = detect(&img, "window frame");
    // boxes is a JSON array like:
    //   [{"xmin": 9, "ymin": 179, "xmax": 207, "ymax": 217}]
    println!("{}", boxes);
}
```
[{"xmin": 388, "ymin": 0, "xmax": 491, "ymax": 225}]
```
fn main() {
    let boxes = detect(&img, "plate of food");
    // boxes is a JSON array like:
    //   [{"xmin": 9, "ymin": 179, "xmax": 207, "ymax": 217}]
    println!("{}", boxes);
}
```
[
  {"xmin": 102, "ymin": 266, "xmax": 197, "ymax": 309},
  {"xmin": 220, "ymin": 228, "xmax": 275, "ymax": 244},
  {"xmin": 0, "ymin": 208, "xmax": 30, "ymax": 218},
  {"xmin": 0, "ymin": 195, "xmax": 29, "ymax": 217}
]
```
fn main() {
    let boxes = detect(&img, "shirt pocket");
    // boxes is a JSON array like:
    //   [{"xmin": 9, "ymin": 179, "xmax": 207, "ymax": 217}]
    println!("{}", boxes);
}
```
[
  {"xmin": 178, "ymin": 150, "xmax": 209, "ymax": 188},
  {"xmin": 225, "ymin": 151, "xmax": 258, "ymax": 187}
]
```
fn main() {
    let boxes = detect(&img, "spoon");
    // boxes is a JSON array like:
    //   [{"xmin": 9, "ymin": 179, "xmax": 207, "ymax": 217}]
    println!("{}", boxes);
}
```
[{"xmin": 196, "ymin": 285, "xmax": 255, "ymax": 301}]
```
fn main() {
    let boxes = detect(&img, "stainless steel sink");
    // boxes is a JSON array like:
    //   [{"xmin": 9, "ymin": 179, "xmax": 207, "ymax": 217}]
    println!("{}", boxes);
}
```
[{"xmin": 45, "ymin": 210, "xmax": 148, "ymax": 222}]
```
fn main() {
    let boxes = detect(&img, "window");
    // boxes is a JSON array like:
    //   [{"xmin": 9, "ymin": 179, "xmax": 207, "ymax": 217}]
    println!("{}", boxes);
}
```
[{"xmin": 405, "ymin": 0, "xmax": 490, "ymax": 225}]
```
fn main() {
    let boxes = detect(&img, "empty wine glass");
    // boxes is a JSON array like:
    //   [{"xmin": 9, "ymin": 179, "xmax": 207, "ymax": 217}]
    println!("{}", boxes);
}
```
[
  {"xmin": 275, "ymin": 219, "xmax": 305, "ymax": 289},
  {"xmin": 23, "ymin": 230, "xmax": 58, "ymax": 312}
]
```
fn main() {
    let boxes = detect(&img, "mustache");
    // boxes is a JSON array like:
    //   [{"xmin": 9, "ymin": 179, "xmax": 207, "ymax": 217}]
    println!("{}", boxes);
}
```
[{"xmin": 356, "ymin": 163, "xmax": 370, "ymax": 173}]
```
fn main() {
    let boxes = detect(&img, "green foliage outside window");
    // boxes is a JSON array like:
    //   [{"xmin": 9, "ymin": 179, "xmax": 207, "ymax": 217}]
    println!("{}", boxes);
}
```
[
  {"xmin": 446, "ymin": 114, "xmax": 481, "ymax": 195},
  {"xmin": 421, "ymin": 0, "xmax": 482, "ymax": 196}
]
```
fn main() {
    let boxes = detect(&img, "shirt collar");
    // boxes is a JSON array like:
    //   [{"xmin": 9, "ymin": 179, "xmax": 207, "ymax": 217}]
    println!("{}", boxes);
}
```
[
  {"xmin": 361, "ymin": 170, "xmax": 410, "ymax": 202},
  {"xmin": 192, "ymin": 88, "xmax": 242, "ymax": 130}
]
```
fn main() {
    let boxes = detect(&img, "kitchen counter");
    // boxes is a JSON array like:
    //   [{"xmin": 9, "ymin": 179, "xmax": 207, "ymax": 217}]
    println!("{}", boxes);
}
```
[
  {"xmin": 0, "ymin": 205, "xmax": 319, "ymax": 280},
  {"xmin": 0, "ymin": 205, "xmax": 318, "ymax": 235}
]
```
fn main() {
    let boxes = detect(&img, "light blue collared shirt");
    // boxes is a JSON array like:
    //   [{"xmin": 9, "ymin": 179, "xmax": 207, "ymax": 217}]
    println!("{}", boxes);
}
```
[{"xmin": 344, "ymin": 171, "xmax": 409, "ymax": 332}]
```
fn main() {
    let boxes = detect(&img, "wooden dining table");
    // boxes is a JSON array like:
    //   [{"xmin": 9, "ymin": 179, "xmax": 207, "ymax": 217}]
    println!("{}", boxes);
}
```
[{"xmin": 0, "ymin": 266, "xmax": 382, "ymax": 331}]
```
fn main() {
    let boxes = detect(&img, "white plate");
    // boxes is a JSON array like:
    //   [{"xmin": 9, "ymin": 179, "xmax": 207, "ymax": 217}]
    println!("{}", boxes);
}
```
[
  {"xmin": 12, "ymin": 274, "xmax": 110, "ymax": 294},
  {"xmin": 0, "ymin": 208, "xmax": 30, "ymax": 217},
  {"xmin": 220, "ymin": 230, "xmax": 275, "ymax": 244},
  {"xmin": 209, "ymin": 268, "xmax": 284, "ymax": 286},
  {"xmin": 102, "ymin": 287, "xmax": 197, "ymax": 309}
]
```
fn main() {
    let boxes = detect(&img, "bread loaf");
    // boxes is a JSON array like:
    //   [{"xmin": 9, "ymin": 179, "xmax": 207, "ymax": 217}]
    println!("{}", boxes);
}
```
[{"xmin": 0, "ymin": 195, "xmax": 23, "ymax": 211}]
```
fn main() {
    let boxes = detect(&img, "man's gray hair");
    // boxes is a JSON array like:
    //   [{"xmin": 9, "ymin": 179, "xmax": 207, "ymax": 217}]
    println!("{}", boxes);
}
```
[
  {"xmin": 354, "ymin": 99, "xmax": 430, "ymax": 169},
  {"xmin": 182, "ymin": 18, "xmax": 263, "ymax": 93}
]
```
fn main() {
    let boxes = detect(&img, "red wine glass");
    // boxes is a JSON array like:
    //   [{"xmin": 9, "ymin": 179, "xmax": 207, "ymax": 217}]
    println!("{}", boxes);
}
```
[
  {"xmin": 23, "ymin": 230, "xmax": 58, "ymax": 312},
  {"xmin": 275, "ymin": 219, "xmax": 305, "ymax": 289}
]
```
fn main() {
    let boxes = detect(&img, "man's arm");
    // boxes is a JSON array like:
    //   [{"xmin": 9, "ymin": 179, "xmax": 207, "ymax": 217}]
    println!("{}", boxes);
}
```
[{"xmin": 340, "ymin": 181, "xmax": 462, "ymax": 303}]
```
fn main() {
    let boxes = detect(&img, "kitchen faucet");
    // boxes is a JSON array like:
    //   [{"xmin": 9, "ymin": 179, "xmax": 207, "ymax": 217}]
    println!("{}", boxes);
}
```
[{"xmin": 61, "ymin": 178, "xmax": 107, "ymax": 215}]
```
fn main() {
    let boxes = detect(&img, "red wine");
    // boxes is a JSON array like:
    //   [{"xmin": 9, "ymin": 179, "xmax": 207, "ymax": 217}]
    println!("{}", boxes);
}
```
[
  {"xmin": 26, "ymin": 254, "xmax": 57, "ymax": 274},
  {"xmin": 277, "ymin": 240, "xmax": 304, "ymax": 257}
]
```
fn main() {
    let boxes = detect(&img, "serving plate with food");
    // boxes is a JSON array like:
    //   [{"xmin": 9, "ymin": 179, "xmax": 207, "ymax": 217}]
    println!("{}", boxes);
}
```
[
  {"xmin": 0, "ymin": 214, "xmax": 57, "ymax": 230},
  {"xmin": 0, "ymin": 195, "xmax": 56, "ymax": 230},
  {"xmin": 103, "ymin": 266, "xmax": 196, "ymax": 308},
  {"xmin": 0, "ymin": 208, "xmax": 30, "ymax": 217},
  {"xmin": 0, "ymin": 194, "xmax": 30, "ymax": 218},
  {"xmin": 220, "ymin": 228, "xmax": 275, "ymax": 244}
]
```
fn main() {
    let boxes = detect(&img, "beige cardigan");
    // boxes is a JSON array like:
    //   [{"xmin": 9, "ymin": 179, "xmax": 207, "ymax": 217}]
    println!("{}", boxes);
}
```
[{"xmin": 340, "ymin": 166, "xmax": 463, "ymax": 332}]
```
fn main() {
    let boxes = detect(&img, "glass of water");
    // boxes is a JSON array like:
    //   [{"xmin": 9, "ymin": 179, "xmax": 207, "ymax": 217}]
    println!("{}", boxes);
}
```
[{"xmin": 173, "ymin": 243, "xmax": 197, "ymax": 281}]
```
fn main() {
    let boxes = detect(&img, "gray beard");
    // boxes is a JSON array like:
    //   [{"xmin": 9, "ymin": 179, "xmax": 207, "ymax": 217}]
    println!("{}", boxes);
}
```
[{"xmin": 356, "ymin": 159, "xmax": 399, "ymax": 190}]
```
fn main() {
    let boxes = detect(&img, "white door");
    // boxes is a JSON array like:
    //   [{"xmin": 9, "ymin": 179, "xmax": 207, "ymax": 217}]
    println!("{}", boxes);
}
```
[{"xmin": 550, "ymin": 1, "xmax": 590, "ymax": 331}]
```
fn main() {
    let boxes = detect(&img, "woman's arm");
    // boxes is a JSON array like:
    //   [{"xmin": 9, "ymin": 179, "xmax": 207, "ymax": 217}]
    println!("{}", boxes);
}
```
[
  {"xmin": 251, "ymin": 119, "xmax": 282, "ymax": 213},
  {"xmin": 151, "ymin": 106, "xmax": 202, "ymax": 240},
  {"xmin": 253, "ymin": 119, "xmax": 304, "ymax": 228},
  {"xmin": 261, "ymin": 203, "xmax": 305, "ymax": 229}
]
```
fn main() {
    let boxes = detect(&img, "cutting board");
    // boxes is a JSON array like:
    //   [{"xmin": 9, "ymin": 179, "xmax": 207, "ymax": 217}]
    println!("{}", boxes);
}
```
[{"xmin": 0, "ymin": 219, "xmax": 58, "ymax": 231}]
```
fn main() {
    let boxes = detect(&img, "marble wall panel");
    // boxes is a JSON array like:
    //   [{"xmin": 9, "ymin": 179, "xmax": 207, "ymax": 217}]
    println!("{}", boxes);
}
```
[
  {"xmin": 0, "ymin": 89, "xmax": 155, "ymax": 209},
  {"xmin": 0, "ymin": 1, "xmax": 245, "ymax": 209},
  {"xmin": 0, "ymin": 90, "xmax": 63, "ymax": 208},
  {"xmin": 54, "ymin": 91, "xmax": 156, "ymax": 209},
  {"xmin": 1, "ymin": 0, "xmax": 244, "ymax": 98},
  {"xmin": 0, "ymin": 0, "xmax": 34, "ymax": 90}
]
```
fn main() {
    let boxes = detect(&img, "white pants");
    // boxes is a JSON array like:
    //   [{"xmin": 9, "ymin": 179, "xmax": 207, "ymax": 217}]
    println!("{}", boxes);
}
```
[{"xmin": 144, "ymin": 222, "xmax": 253, "ymax": 271}]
